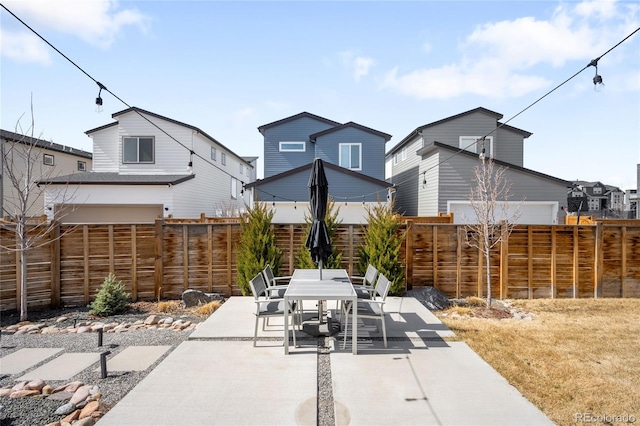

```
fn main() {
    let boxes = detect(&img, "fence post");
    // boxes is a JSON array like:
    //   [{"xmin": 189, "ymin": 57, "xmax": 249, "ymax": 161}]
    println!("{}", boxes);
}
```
[
  {"xmin": 594, "ymin": 222, "xmax": 603, "ymax": 298},
  {"xmin": 227, "ymin": 224, "xmax": 232, "ymax": 296},
  {"xmin": 551, "ymin": 226, "xmax": 557, "ymax": 299},
  {"xmin": 499, "ymin": 221, "xmax": 509, "ymax": 299},
  {"xmin": 50, "ymin": 221, "xmax": 61, "ymax": 308},
  {"xmin": 154, "ymin": 219, "xmax": 164, "ymax": 300},
  {"xmin": 456, "ymin": 227, "xmax": 462, "ymax": 298},
  {"xmin": 621, "ymin": 226, "xmax": 627, "ymax": 297},
  {"xmin": 405, "ymin": 220, "xmax": 413, "ymax": 290},
  {"xmin": 572, "ymin": 227, "xmax": 579, "ymax": 298},
  {"xmin": 131, "ymin": 224, "xmax": 138, "ymax": 301},
  {"xmin": 433, "ymin": 226, "xmax": 438, "ymax": 290},
  {"xmin": 182, "ymin": 225, "xmax": 189, "ymax": 292}
]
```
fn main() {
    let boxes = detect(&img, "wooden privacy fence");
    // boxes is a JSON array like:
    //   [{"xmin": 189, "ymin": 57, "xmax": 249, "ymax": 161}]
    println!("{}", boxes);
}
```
[{"xmin": 1, "ymin": 219, "xmax": 639, "ymax": 312}]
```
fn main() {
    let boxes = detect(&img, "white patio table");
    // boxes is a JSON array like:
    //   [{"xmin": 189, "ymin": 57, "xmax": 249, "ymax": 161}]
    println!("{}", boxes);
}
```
[{"xmin": 283, "ymin": 269, "xmax": 358, "ymax": 355}]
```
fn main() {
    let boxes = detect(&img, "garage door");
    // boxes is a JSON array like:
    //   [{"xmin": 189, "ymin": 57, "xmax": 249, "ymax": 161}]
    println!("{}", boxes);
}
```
[{"xmin": 56, "ymin": 204, "xmax": 163, "ymax": 224}]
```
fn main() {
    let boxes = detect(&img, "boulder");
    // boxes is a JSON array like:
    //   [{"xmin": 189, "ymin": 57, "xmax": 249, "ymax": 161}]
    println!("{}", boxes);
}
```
[
  {"xmin": 182, "ymin": 289, "xmax": 223, "ymax": 308},
  {"xmin": 405, "ymin": 287, "xmax": 451, "ymax": 310}
]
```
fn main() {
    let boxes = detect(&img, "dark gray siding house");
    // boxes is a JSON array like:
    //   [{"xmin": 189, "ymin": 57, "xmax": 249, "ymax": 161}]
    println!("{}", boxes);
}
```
[
  {"xmin": 252, "ymin": 112, "xmax": 392, "ymax": 205},
  {"xmin": 387, "ymin": 107, "xmax": 571, "ymax": 222}
]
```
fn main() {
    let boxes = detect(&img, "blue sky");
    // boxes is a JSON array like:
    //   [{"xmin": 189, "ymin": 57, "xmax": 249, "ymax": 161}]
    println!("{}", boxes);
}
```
[{"xmin": 1, "ymin": 0, "xmax": 639, "ymax": 191}]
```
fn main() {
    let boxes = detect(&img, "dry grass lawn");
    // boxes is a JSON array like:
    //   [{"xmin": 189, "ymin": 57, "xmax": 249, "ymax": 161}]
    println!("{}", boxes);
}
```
[{"xmin": 438, "ymin": 299, "xmax": 640, "ymax": 426}]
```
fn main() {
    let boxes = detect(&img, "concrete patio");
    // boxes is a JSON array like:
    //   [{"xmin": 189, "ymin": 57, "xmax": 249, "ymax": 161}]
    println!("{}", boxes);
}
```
[{"xmin": 97, "ymin": 296, "xmax": 552, "ymax": 425}]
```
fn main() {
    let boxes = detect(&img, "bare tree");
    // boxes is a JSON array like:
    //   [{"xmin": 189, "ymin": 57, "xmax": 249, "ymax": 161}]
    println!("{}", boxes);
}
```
[
  {"xmin": 464, "ymin": 153, "xmax": 521, "ymax": 309},
  {"xmin": 1, "ymin": 102, "xmax": 76, "ymax": 321}
]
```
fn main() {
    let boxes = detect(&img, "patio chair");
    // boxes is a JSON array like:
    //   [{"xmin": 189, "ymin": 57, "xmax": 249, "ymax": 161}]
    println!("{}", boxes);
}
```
[
  {"xmin": 342, "ymin": 273, "xmax": 391, "ymax": 349},
  {"xmin": 350, "ymin": 264, "xmax": 378, "ymax": 300},
  {"xmin": 262, "ymin": 264, "xmax": 291, "ymax": 299},
  {"xmin": 249, "ymin": 272, "xmax": 297, "ymax": 347}
]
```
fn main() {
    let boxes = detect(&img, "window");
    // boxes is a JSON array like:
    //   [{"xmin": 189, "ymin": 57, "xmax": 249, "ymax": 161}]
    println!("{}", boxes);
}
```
[
  {"xmin": 43, "ymin": 154, "xmax": 54, "ymax": 166},
  {"xmin": 221, "ymin": 152, "xmax": 227, "ymax": 166},
  {"xmin": 211, "ymin": 147, "xmax": 217, "ymax": 161},
  {"xmin": 459, "ymin": 136, "xmax": 493, "ymax": 157},
  {"xmin": 231, "ymin": 178, "xmax": 237, "ymax": 199},
  {"xmin": 588, "ymin": 198, "xmax": 600, "ymax": 211},
  {"xmin": 123, "ymin": 137, "xmax": 154, "ymax": 163},
  {"xmin": 279, "ymin": 142, "xmax": 305, "ymax": 152},
  {"xmin": 77, "ymin": 161, "xmax": 86, "ymax": 171},
  {"xmin": 593, "ymin": 186, "xmax": 602, "ymax": 194},
  {"xmin": 393, "ymin": 153, "xmax": 398, "ymax": 165},
  {"xmin": 339, "ymin": 143, "xmax": 362, "ymax": 170},
  {"xmin": 401, "ymin": 147, "xmax": 407, "ymax": 161},
  {"xmin": 239, "ymin": 164, "xmax": 244, "ymax": 174}
]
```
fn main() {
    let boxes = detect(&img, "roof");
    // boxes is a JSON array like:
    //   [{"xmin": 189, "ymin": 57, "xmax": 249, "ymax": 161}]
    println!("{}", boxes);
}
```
[
  {"xmin": 417, "ymin": 141, "xmax": 571, "ymax": 186},
  {"xmin": 244, "ymin": 161, "xmax": 394, "ymax": 189},
  {"xmin": 38, "ymin": 172, "xmax": 195, "ymax": 186},
  {"xmin": 1, "ymin": 129, "xmax": 92, "ymax": 159},
  {"xmin": 388, "ymin": 107, "xmax": 531, "ymax": 155},
  {"xmin": 309, "ymin": 122, "xmax": 392, "ymax": 142},
  {"xmin": 85, "ymin": 107, "xmax": 252, "ymax": 166},
  {"xmin": 257, "ymin": 112, "xmax": 341, "ymax": 135}
]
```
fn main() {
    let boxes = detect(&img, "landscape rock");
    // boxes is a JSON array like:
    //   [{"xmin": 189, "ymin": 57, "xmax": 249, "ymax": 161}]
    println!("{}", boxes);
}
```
[
  {"xmin": 405, "ymin": 287, "xmax": 451, "ymax": 310},
  {"xmin": 10, "ymin": 390, "xmax": 41, "ymax": 398},
  {"xmin": 54, "ymin": 402, "xmax": 76, "ymax": 415},
  {"xmin": 143, "ymin": 315, "xmax": 159, "ymax": 325},
  {"xmin": 70, "ymin": 385, "xmax": 92, "ymax": 405},
  {"xmin": 182, "ymin": 289, "xmax": 223, "ymax": 307},
  {"xmin": 61, "ymin": 409, "xmax": 80, "ymax": 423},
  {"xmin": 74, "ymin": 416, "xmax": 96, "ymax": 426},
  {"xmin": 79, "ymin": 400, "xmax": 100, "ymax": 419},
  {"xmin": 25, "ymin": 379, "xmax": 45, "ymax": 391}
]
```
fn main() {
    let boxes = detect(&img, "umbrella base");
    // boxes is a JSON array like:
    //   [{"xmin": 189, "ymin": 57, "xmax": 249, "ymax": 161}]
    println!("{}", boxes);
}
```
[{"xmin": 302, "ymin": 317, "xmax": 341, "ymax": 337}]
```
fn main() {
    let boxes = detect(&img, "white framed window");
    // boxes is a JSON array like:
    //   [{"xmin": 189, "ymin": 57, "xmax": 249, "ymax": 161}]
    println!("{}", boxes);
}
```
[
  {"xmin": 77, "ymin": 161, "xmax": 86, "ymax": 171},
  {"xmin": 401, "ymin": 147, "xmax": 407, "ymax": 161},
  {"xmin": 339, "ymin": 143, "xmax": 362, "ymax": 170},
  {"xmin": 231, "ymin": 178, "xmax": 237, "ymax": 199},
  {"xmin": 393, "ymin": 153, "xmax": 398, "ymax": 165},
  {"xmin": 459, "ymin": 136, "xmax": 493, "ymax": 157},
  {"xmin": 123, "ymin": 136, "xmax": 154, "ymax": 163},
  {"xmin": 211, "ymin": 147, "xmax": 217, "ymax": 161},
  {"xmin": 593, "ymin": 186, "xmax": 603, "ymax": 194},
  {"xmin": 588, "ymin": 198, "xmax": 600, "ymax": 211},
  {"xmin": 279, "ymin": 141, "xmax": 305, "ymax": 152},
  {"xmin": 221, "ymin": 152, "xmax": 227, "ymax": 166},
  {"xmin": 239, "ymin": 164, "xmax": 244, "ymax": 174},
  {"xmin": 43, "ymin": 154, "xmax": 54, "ymax": 166}
]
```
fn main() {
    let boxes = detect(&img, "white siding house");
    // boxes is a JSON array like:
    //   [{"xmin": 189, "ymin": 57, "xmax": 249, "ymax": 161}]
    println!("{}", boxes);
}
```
[
  {"xmin": 1, "ymin": 129, "xmax": 92, "ymax": 219},
  {"xmin": 42, "ymin": 107, "xmax": 255, "ymax": 223}
]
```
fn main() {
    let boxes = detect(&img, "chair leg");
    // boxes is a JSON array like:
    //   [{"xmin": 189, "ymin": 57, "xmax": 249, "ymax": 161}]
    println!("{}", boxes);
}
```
[
  {"xmin": 254, "ymin": 316, "xmax": 259, "ymax": 347},
  {"xmin": 291, "ymin": 312, "xmax": 297, "ymax": 347},
  {"xmin": 380, "ymin": 312, "xmax": 387, "ymax": 348},
  {"xmin": 342, "ymin": 311, "xmax": 349, "ymax": 350}
]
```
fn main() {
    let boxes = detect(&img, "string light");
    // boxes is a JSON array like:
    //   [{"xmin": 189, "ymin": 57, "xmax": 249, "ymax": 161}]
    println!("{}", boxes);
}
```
[
  {"xmin": 95, "ymin": 82, "xmax": 105, "ymax": 113},
  {"xmin": 589, "ymin": 59, "xmax": 605, "ymax": 92},
  {"xmin": 186, "ymin": 150, "xmax": 194, "ymax": 173}
]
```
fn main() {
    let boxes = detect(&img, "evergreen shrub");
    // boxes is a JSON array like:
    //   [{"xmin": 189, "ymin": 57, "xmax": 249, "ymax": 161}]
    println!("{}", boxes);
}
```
[{"xmin": 89, "ymin": 273, "xmax": 130, "ymax": 316}]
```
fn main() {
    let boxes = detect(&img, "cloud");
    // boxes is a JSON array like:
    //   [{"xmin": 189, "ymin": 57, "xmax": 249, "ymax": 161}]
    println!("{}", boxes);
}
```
[
  {"xmin": 1, "ymin": 0, "xmax": 150, "ymax": 64},
  {"xmin": 340, "ymin": 50, "xmax": 375, "ymax": 82},
  {"xmin": 1, "ymin": 31, "xmax": 52, "ymax": 65},
  {"xmin": 382, "ymin": 0, "xmax": 639, "ymax": 99}
]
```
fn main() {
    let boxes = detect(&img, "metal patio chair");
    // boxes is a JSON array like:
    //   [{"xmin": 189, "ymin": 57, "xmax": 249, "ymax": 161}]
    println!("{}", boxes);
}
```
[
  {"xmin": 249, "ymin": 272, "xmax": 296, "ymax": 348},
  {"xmin": 342, "ymin": 273, "xmax": 391, "ymax": 349}
]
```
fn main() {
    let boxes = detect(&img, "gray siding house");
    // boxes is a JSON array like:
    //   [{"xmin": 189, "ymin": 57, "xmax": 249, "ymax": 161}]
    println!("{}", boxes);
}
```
[
  {"xmin": 247, "ymin": 112, "xmax": 393, "ymax": 223},
  {"xmin": 387, "ymin": 107, "xmax": 571, "ymax": 222}
]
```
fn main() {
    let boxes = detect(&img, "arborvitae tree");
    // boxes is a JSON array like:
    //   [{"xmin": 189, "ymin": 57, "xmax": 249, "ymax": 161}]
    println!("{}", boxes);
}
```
[
  {"xmin": 295, "ymin": 198, "xmax": 343, "ymax": 269},
  {"xmin": 89, "ymin": 274, "xmax": 130, "ymax": 317},
  {"xmin": 359, "ymin": 200, "xmax": 406, "ymax": 295},
  {"xmin": 236, "ymin": 202, "xmax": 282, "ymax": 296}
]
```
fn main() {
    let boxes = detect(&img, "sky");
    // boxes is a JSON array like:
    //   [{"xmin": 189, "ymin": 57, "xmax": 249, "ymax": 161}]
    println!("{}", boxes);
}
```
[{"xmin": 1, "ymin": 0, "xmax": 639, "ymax": 191}]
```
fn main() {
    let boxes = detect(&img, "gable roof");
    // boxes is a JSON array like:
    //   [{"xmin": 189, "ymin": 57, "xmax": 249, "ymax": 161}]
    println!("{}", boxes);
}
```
[
  {"xmin": 257, "ymin": 112, "xmax": 341, "ymax": 135},
  {"xmin": 309, "ymin": 122, "xmax": 392, "ymax": 142},
  {"xmin": 38, "ymin": 172, "xmax": 195, "ymax": 186},
  {"xmin": 1, "ymin": 129, "xmax": 92, "ymax": 159},
  {"xmin": 85, "ymin": 107, "xmax": 252, "ymax": 166},
  {"xmin": 417, "ymin": 141, "xmax": 571, "ymax": 186},
  {"xmin": 244, "ymin": 161, "xmax": 394, "ymax": 189},
  {"xmin": 388, "ymin": 107, "xmax": 531, "ymax": 155}
]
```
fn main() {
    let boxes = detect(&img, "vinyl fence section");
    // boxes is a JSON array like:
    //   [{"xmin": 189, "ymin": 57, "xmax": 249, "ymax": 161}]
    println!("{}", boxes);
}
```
[{"xmin": 1, "ymin": 220, "xmax": 639, "ymax": 312}]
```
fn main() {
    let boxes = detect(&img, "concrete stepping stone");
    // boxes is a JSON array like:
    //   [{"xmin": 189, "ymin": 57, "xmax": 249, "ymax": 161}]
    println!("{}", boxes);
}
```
[
  {"xmin": 18, "ymin": 353, "xmax": 101, "ymax": 381},
  {"xmin": 96, "ymin": 346, "xmax": 171, "ymax": 372},
  {"xmin": 0, "ymin": 348, "xmax": 64, "ymax": 375}
]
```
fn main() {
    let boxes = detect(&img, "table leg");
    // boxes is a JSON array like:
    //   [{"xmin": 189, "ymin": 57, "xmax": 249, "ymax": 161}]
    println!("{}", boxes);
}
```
[
  {"xmin": 352, "ymin": 296, "xmax": 357, "ymax": 355},
  {"xmin": 284, "ymin": 296, "xmax": 289, "ymax": 355}
]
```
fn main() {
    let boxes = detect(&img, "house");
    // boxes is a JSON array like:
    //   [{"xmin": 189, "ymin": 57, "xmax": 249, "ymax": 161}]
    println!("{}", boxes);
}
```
[
  {"xmin": 40, "ymin": 107, "xmax": 255, "ymax": 223},
  {"xmin": 386, "ymin": 107, "xmax": 571, "ymax": 224},
  {"xmin": 1, "ymin": 129, "xmax": 92, "ymax": 219},
  {"xmin": 569, "ymin": 181, "xmax": 625, "ymax": 218},
  {"xmin": 246, "ymin": 112, "xmax": 394, "ymax": 223}
]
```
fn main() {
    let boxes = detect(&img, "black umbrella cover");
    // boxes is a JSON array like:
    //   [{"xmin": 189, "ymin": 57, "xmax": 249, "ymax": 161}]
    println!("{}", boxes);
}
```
[{"xmin": 305, "ymin": 158, "xmax": 332, "ymax": 264}]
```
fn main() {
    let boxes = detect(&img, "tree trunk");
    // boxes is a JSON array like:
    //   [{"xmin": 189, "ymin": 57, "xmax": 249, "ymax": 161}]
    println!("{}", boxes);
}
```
[{"xmin": 485, "ymin": 248, "xmax": 492, "ymax": 310}]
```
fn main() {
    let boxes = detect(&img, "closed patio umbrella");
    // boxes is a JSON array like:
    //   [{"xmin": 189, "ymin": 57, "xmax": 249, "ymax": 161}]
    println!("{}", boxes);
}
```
[{"xmin": 305, "ymin": 158, "xmax": 332, "ymax": 280}]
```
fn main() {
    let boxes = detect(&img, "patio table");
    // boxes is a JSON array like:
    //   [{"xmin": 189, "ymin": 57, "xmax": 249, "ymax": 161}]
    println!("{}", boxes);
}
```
[{"xmin": 284, "ymin": 269, "xmax": 357, "ymax": 354}]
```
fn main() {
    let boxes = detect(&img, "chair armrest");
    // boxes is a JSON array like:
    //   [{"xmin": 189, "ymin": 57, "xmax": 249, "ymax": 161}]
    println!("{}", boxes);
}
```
[
  {"xmin": 272, "ymin": 276, "xmax": 291, "ymax": 283},
  {"xmin": 350, "ymin": 275, "xmax": 365, "ymax": 283}
]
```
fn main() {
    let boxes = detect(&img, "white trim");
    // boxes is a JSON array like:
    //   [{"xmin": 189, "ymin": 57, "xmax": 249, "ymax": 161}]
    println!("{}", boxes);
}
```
[
  {"xmin": 279, "ymin": 141, "xmax": 306, "ymax": 152},
  {"xmin": 339, "ymin": 143, "xmax": 362, "ymax": 171},
  {"xmin": 123, "ymin": 136, "xmax": 155, "ymax": 164},
  {"xmin": 459, "ymin": 136, "xmax": 493, "ymax": 157},
  {"xmin": 43, "ymin": 153, "xmax": 55, "ymax": 166}
]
